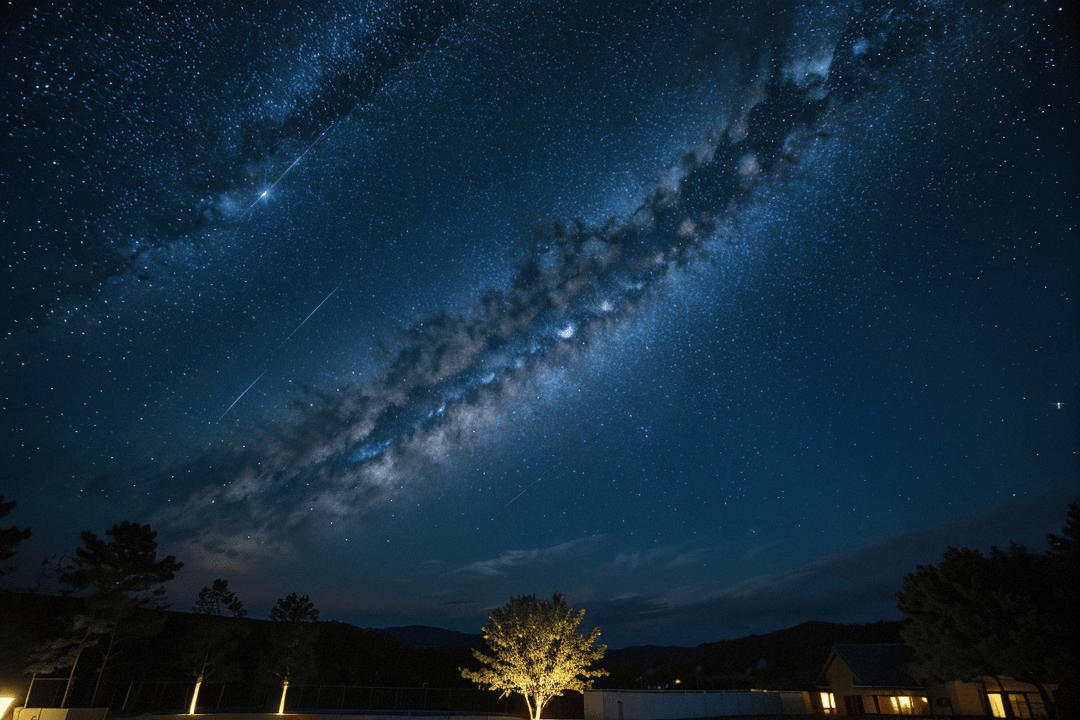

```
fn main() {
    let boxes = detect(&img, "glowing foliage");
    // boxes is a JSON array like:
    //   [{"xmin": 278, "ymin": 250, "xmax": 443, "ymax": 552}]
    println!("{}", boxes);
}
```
[{"xmin": 463, "ymin": 593, "xmax": 607, "ymax": 720}]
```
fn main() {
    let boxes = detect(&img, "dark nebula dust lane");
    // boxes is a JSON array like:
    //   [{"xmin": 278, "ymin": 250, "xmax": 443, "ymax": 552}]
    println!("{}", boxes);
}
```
[{"xmin": 1, "ymin": 0, "xmax": 1076, "ymax": 642}]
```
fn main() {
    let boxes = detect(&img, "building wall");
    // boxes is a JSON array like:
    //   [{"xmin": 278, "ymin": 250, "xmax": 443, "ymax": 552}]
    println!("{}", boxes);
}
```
[
  {"xmin": 821, "ymin": 657, "xmax": 856, "ymax": 694},
  {"xmin": 929, "ymin": 679, "xmax": 989, "ymax": 716}
]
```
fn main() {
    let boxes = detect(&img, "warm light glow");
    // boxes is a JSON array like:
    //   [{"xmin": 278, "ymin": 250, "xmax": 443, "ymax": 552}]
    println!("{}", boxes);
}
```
[
  {"xmin": 189, "ymin": 679, "xmax": 202, "ymax": 714},
  {"xmin": 0, "ymin": 698, "xmax": 15, "ymax": 720},
  {"xmin": 988, "ymin": 694, "xmax": 1006, "ymax": 719},
  {"xmin": 820, "ymin": 692, "xmax": 836, "ymax": 714},
  {"xmin": 277, "ymin": 681, "xmax": 289, "ymax": 714},
  {"xmin": 462, "ymin": 594, "xmax": 607, "ymax": 720}
]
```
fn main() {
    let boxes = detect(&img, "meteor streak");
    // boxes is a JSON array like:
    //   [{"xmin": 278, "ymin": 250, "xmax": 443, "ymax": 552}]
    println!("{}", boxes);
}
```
[
  {"xmin": 218, "ymin": 370, "xmax": 266, "ymax": 423},
  {"xmin": 216, "ymin": 285, "xmax": 340, "ymax": 421},
  {"xmin": 504, "ymin": 465, "xmax": 559, "ymax": 507},
  {"xmin": 273, "ymin": 285, "xmax": 339, "ymax": 353}
]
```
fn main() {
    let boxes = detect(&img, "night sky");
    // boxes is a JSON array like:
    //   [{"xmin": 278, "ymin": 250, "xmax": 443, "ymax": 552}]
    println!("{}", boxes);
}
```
[{"xmin": 1, "ymin": 0, "xmax": 1077, "ymax": 648}]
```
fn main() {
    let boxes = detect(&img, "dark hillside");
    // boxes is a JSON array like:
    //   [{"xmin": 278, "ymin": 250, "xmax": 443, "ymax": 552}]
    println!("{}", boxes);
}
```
[
  {"xmin": 376, "ymin": 625, "xmax": 482, "ymax": 649},
  {"xmin": 597, "ymin": 620, "xmax": 902, "ymax": 690}
]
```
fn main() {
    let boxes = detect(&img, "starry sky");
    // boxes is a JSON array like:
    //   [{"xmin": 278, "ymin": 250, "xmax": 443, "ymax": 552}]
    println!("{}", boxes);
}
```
[{"xmin": 1, "ymin": 0, "xmax": 1077, "ymax": 648}]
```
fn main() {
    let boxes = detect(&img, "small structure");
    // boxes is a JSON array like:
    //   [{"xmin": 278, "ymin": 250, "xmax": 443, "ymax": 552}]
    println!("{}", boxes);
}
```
[
  {"xmin": 584, "ymin": 689, "xmax": 810, "ymax": 720},
  {"xmin": 815, "ymin": 644, "xmax": 1055, "ymax": 717}
]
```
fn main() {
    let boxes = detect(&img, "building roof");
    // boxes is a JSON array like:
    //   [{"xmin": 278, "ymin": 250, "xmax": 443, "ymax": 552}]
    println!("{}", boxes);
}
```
[{"xmin": 831, "ymin": 644, "xmax": 921, "ymax": 689}]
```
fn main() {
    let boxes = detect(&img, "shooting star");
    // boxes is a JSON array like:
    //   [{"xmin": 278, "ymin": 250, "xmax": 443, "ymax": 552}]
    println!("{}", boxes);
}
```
[
  {"xmin": 218, "ymin": 370, "xmax": 266, "ymax": 423},
  {"xmin": 504, "ymin": 467, "xmax": 556, "ymax": 507},
  {"xmin": 216, "ymin": 284, "xmax": 340, "ymax": 422},
  {"xmin": 273, "ymin": 285, "xmax": 339, "ymax": 353}
]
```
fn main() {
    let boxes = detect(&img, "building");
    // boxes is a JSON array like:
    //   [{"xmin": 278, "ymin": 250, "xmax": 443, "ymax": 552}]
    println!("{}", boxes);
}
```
[{"xmin": 815, "ymin": 644, "xmax": 1055, "ymax": 717}]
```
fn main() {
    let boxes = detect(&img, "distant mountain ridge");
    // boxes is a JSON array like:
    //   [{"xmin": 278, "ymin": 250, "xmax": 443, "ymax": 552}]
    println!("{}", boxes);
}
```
[
  {"xmin": 375, "ymin": 624, "xmax": 483, "ymax": 648},
  {"xmin": 369, "ymin": 619, "xmax": 902, "ymax": 690}
]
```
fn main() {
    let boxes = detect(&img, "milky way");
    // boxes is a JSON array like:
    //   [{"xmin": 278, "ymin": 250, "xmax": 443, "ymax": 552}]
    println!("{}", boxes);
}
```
[
  {"xmin": 153, "ymin": 1, "xmax": 931, "ymax": 539},
  {"xmin": 2, "ymin": 0, "xmax": 1076, "ymax": 642}
]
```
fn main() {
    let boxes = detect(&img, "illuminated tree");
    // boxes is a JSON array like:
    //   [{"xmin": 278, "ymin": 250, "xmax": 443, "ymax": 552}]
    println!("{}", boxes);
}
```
[
  {"xmin": 184, "ymin": 579, "xmax": 249, "ymax": 713},
  {"xmin": 0, "ymin": 495, "xmax": 32, "ymax": 577},
  {"xmin": 897, "ymin": 503, "xmax": 1078, "ymax": 718},
  {"xmin": 268, "ymin": 592, "xmax": 320, "ymax": 713},
  {"xmin": 462, "ymin": 593, "xmax": 607, "ymax": 720}
]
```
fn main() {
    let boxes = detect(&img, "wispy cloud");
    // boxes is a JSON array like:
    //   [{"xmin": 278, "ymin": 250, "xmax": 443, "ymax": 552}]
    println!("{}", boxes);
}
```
[
  {"xmin": 457, "ymin": 535, "xmax": 608, "ymax": 577},
  {"xmin": 590, "ymin": 496, "xmax": 1073, "ymax": 643}
]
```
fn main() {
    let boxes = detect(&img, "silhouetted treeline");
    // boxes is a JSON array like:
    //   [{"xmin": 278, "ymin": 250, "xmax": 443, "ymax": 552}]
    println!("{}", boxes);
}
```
[
  {"xmin": 0, "ymin": 589, "xmax": 485, "ymax": 710},
  {"xmin": 2, "ymin": 589, "xmax": 900, "ymax": 713}
]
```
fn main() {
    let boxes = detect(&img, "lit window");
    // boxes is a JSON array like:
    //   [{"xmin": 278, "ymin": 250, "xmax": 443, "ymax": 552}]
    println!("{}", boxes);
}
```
[
  {"xmin": 820, "ymin": 692, "xmax": 837, "ymax": 714},
  {"xmin": 880, "ymin": 695, "xmax": 928, "ymax": 715},
  {"xmin": 988, "ymin": 693, "xmax": 1006, "ymax": 719}
]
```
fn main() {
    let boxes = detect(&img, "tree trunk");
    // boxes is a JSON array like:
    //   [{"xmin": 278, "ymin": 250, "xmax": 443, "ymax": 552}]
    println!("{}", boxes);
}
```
[
  {"xmin": 531, "ymin": 693, "xmax": 548, "ymax": 720},
  {"xmin": 60, "ymin": 672, "xmax": 75, "ymax": 709},
  {"xmin": 277, "ymin": 680, "xmax": 289, "ymax": 714},
  {"xmin": 60, "ymin": 641, "xmax": 88, "ymax": 709},
  {"xmin": 60, "ymin": 626, "xmax": 96, "ymax": 708},
  {"xmin": 189, "ymin": 676, "xmax": 203, "ymax": 715},
  {"xmin": 90, "ymin": 622, "xmax": 119, "ymax": 707},
  {"xmin": 24, "ymin": 675, "xmax": 36, "ymax": 707},
  {"xmin": 189, "ymin": 644, "xmax": 210, "ymax": 714}
]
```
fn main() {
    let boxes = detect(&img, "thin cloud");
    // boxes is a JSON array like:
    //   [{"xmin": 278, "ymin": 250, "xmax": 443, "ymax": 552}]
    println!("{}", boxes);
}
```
[
  {"xmin": 592, "ymin": 496, "xmax": 1073, "ymax": 641},
  {"xmin": 457, "ymin": 535, "xmax": 608, "ymax": 577}
]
